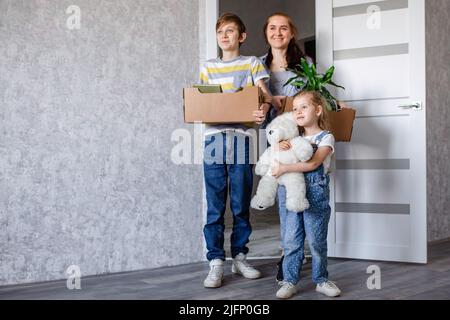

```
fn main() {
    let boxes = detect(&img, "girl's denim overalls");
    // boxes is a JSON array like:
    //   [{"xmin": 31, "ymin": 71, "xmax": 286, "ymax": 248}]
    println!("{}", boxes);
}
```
[{"xmin": 277, "ymin": 130, "xmax": 332, "ymax": 285}]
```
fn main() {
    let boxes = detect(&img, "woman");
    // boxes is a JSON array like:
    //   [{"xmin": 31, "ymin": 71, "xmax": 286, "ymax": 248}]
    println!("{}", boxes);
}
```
[
  {"xmin": 261, "ymin": 12, "xmax": 312, "ymax": 126},
  {"xmin": 260, "ymin": 12, "xmax": 312, "ymax": 283}
]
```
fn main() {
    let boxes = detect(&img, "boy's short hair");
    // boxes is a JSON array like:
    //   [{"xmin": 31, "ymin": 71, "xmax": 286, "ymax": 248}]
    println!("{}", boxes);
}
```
[{"xmin": 216, "ymin": 13, "xmax": 246, "ymax": 36}]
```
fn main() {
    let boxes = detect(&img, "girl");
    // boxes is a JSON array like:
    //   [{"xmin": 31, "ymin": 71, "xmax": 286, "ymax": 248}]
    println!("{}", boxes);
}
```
[{"xmin": 271, "ymin": 90, "xmax": 342, "ymax": 299}]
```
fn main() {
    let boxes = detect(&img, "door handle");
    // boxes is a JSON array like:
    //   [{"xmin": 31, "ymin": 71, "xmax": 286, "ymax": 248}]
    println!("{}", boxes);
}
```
[{"xmin": 397, "ymin": 102, "xmax": 423, "ymax": 111}]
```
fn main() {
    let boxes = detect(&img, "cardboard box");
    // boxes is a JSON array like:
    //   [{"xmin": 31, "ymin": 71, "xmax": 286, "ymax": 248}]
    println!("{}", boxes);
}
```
[
  {"xmin": 283, "ymin": 97, "xmax": 356, "ymax": 142},
  {"xmin": 183, "ymin": 86, "xmax": 263, "ymax": 123}
]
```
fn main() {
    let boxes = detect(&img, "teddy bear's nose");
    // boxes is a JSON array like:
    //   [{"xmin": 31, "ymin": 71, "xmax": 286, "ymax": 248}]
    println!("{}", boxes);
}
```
[{"xmin": 269, "ymin": 130, "xmax": 274, "ymax": 135}]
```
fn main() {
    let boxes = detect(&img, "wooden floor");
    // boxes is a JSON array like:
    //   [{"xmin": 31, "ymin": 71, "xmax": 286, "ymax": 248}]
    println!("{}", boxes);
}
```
[
  {"xmin": 225, "ymin": 206, "xmax": 282, "ymax": 258},
  {"xmin": 1, "ymin": 240, "xmax": 450, "ymax": 300}
]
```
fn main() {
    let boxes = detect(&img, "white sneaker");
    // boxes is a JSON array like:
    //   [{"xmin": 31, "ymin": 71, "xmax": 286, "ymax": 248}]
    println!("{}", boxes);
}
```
[
  {"xmin": 276, "ymin": 282, "xmax": 297, "ymax": 299},
  {"xmin": 231, "ymin": 253, "xmax": 262, "ymax": 279},
  {"xmin": 203, "ymin": 259, "xmax": 224, "ymax": 288},
  {"xmin": 316, "ymin": 280, "xmax": 341, "ymax": 297}
]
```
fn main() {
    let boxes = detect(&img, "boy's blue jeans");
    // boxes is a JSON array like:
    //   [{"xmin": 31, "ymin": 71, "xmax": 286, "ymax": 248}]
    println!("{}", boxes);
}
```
[
  {"xmin": 278, "ymin": 165, "xmax": 331, "ymax": 284},
  {"xmin": 203, "ymin": 131, "xmax": 254, "ymax": 261}
]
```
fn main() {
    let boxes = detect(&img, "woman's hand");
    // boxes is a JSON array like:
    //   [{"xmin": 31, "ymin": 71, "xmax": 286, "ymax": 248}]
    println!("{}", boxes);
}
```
[
  {"xmin": 338, "ymin": 101, "xmax": 352, "ymax": 109},
  {"xmin": 272, "ymin": 96, "xmax": 286, "ymax": 111},
  {"xmin": 271, "ymin": 160, "xmax": 286, "ymax": 178},
  {"xmin": 277, "ymin": 140, "xmax": 291, "ymax": 151}
]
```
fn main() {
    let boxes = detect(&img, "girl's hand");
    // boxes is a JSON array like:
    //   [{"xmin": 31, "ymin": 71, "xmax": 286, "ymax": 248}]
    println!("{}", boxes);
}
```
[
  {"xmin": 271, "ymin": 160, "xmax": 285, "ymax": 178},
  {"xmin": 277, "ymin": 140, "xmax": 291, "ymax": 151}
]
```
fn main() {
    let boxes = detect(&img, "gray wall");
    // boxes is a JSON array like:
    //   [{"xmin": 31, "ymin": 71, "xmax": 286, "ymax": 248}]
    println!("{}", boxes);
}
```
[
  {"xmin": 284, "ymin": 0, "xmax": 315, "ymax": 40},
  {"xmin": 219, "ymin": 0, "xmax": 315, "ymax": 57},
  {"xmin": 0, "ymin": 0, "xmax": 203, "ymax": 286},
  {"xmin": 426, "ymin": 0, "xmax": 450, "ymax": 242}
]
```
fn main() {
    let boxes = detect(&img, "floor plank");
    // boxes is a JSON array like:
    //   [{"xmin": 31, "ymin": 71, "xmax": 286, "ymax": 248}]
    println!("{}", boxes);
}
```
[{"xmin": 1, "ymin": 241, "xmax": 450, "ymax": 300}]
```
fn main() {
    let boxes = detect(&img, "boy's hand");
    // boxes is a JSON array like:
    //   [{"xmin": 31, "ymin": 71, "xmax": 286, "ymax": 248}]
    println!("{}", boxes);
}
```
[
  {"xmin": 253, "ymin": 102, "xmax": 270, "ymax": 124},
  {"xmin": 277, "ymin": 140, "xmax": 291, "ymax": 151}
]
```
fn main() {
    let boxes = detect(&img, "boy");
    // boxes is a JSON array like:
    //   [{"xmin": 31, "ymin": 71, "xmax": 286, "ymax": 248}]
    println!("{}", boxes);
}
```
[{"xmin": 200, "ymin": 13, "xmax": 272, "ymax": 288}]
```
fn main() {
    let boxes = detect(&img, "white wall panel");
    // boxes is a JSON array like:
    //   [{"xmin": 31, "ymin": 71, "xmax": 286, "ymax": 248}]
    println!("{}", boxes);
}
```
[
  {"xmin": 335, "ymin": 170, "xmax": 410, "ymax": 203},
  {"xmin": 335, "ymin": 115, "xmax": 412, "ymax": 159},
  {"xmin": 334, "ymin": 54, "xmax": 410, "ymax": 101},
  {"xmin": 333, "ymin": 9, "xmax": 408, "ymax": 50},
  {"xmin": 333, "ymin": 0, "xmax": 388, "ymax": 8},
  {"xmin": 336, "ymin": 213, "xmax": 410, "ymax": 247}
]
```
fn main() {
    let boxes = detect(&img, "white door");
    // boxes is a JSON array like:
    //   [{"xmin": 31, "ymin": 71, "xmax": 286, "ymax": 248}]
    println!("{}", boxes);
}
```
[{"xmin": 317, "ymin": 0, "xmax": 427, "ymax": 263}]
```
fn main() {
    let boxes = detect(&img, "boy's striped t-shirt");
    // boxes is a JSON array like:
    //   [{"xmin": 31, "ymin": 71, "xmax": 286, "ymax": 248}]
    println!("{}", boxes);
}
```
[
  {"xmin": 199, "ymin": 55, "xmax": 269, "ymax": 136},
  {"xmin": 200, "ymin": 55, "xmax": 269, "ymax": 93}
]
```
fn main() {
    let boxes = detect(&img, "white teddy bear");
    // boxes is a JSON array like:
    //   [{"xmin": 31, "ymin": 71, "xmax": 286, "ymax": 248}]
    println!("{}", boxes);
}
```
[{"xmin": 251, "ymin": 112, "xmax": 314, "ymax": 213}]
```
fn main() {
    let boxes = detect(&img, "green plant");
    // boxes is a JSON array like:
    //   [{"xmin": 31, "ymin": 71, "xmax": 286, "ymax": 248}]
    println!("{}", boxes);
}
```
[{"xmin": 284, "ymin": 58, "xmax": 345, "ymax": 111}]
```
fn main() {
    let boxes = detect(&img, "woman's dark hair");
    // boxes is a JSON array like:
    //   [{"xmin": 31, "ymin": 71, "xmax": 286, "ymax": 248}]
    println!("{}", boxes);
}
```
[{"xmin": 263, "ymin": 12, "xmax": 307, "ymax": 69}]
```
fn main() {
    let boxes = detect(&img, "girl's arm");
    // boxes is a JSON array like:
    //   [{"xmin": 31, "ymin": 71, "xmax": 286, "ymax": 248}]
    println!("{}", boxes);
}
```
[
  {"xmin": 272, "ymin": 146, "xmax": 333, "ymax": 178},
  {"xmin": 253, "ymin": 79, "xmax": 272, "ymax": 124}
]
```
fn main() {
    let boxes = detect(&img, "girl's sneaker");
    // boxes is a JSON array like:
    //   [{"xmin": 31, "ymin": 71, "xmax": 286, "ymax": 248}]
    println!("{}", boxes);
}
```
[
  {"xmin": 316, "ymin": 280, "xmax": 341, "ymax": 297},
  {"xmin": 276, "ymin": 282, "xmax": 297, "ymax": 299}
]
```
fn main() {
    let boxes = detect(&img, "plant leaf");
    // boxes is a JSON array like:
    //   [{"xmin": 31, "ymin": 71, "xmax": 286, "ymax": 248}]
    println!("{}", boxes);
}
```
[
  {"xmin": 320, "ymin": 86, "xmax": 340, "ymax": 112},
  {"xmin": 328, "ymin": 80, "xmax": 345, "ymax": 90},
  {"xmin": 286, "ymin": 68, "xmax": 305, "ymax": 77},
  {"xmin": 291, "ymin": 80, "xmax": 306, "ymax": 88},
  {"xmin": 286, "ymin": 57, "xmax": 345, "ymax": 109},
  {"xmin": 322, "ymin": 66, "xmax": 335, "ymax": 83},
  {"xmin": 284, "ymin": 75, "xmax": 300, "ymax": 87},
  {"xmin": 311, "ymin": 63, "xmax": 317, "ymax": 77},
  {"xmin": 301, "ymin": 59, "xmax": 315, "ymax": 89},
  {"xmin": 320, "ymin": 86, "xmax": 335, "ymax": 98}
]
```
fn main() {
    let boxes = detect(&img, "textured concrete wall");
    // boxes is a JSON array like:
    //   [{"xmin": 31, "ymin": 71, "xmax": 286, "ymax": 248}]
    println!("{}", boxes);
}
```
[
  {"xmin": 219, "ymin": 0, "xmax": 315, "ymax": 57},
  {"xmin": 426, "ymin": 0, "xmax": 450, "ymax": 242},
  {"xmin": 0, "ymin": 0, "xmax": 203, "ymax": 286}
]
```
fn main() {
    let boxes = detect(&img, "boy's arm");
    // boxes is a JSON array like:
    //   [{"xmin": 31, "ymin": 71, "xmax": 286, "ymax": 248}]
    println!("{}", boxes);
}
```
[
  {"xmin": 253, "ymin": 79, "xmax": 272, "ymax": 124},
  {"xmin": 272, "ymin": 147, "xmax": 333, "ymax": 178},
  {"xmin": 199, "ymin": 62, "xmax": 209, "ymax": 84}
]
